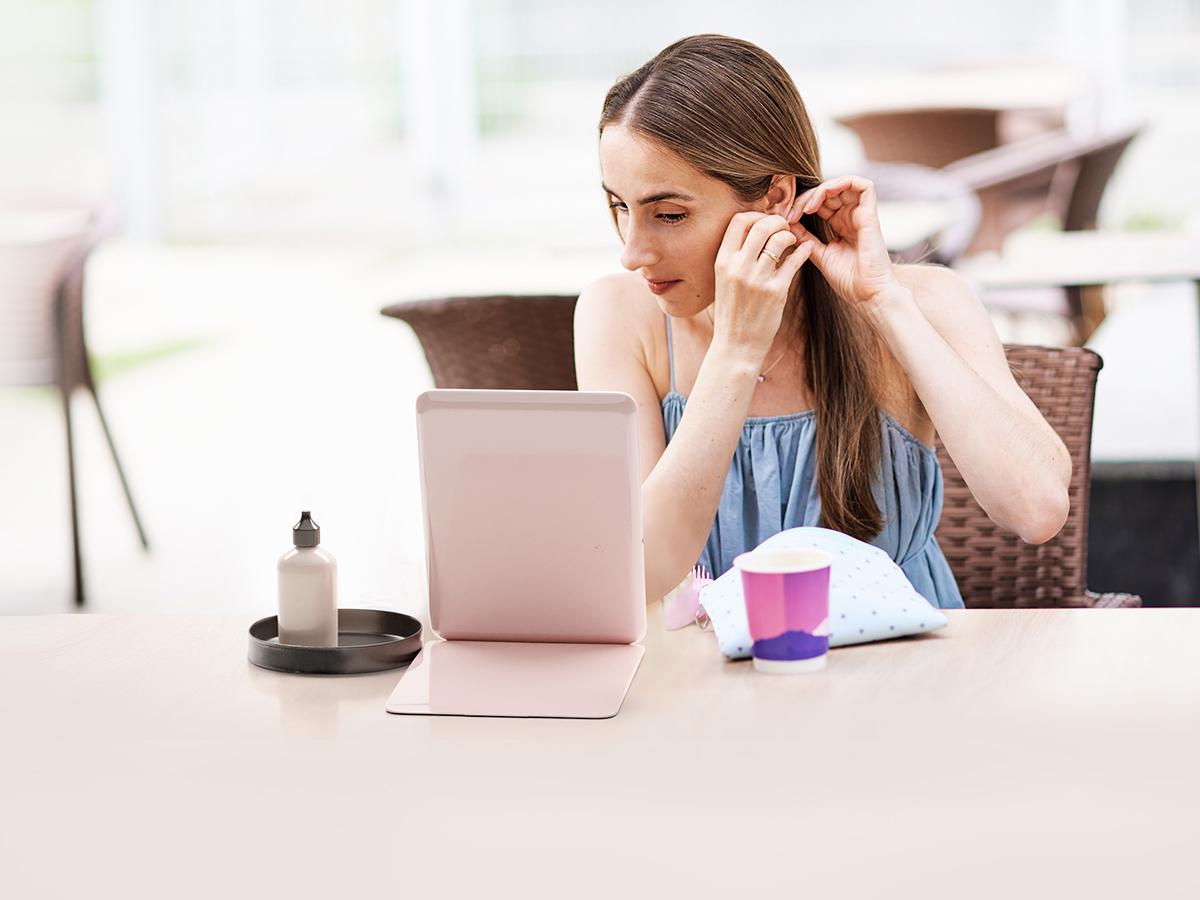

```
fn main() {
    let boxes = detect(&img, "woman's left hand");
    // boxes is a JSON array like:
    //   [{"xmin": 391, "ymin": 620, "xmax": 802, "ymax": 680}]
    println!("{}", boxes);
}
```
[{"xmin": 786, "ymin": 176, "xmax": 904, "ymax": 311}]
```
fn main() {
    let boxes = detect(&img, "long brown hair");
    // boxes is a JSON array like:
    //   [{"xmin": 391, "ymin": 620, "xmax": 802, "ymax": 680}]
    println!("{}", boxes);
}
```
[{"xmin": 599, "ymin": 34, "xmax": 886, "ymax": 541}]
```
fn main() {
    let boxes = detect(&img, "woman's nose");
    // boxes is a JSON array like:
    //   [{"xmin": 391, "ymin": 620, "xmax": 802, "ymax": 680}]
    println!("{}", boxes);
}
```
[{"xmin": 619, "ymin": 225, "xmax": 660, "ymax": 272}]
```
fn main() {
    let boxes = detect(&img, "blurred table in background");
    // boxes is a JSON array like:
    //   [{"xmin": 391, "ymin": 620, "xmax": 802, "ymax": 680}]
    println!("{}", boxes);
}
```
[
  {"xmin": 822, "ymin": 62, "xmax": 1090, "ymax": 118},
  {"xmin": 955, "ymin": 231, "xmax": 1200, "ymax": 290},
  {"xmin": 823, "ymin": 63, "xmax": 1088, "ymax": 171}
]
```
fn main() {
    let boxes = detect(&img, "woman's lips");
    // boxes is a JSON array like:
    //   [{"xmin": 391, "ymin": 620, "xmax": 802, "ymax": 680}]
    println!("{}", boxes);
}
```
[{"xmin": 646, "ymin": 278, "xmax": 681, "ymax": 295}]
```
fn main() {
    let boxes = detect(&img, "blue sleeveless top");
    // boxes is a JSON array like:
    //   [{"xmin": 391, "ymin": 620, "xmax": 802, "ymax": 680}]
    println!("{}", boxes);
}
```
[{"xmin": 660, "ymin": 314, "xmax": 965, "ymax": 610}]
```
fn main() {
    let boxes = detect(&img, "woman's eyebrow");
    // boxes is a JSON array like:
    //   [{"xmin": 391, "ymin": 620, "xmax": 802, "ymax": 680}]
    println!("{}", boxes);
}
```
[{"xmin": 601, "ymin": 184, "xmax": 696, "ymax": 205}]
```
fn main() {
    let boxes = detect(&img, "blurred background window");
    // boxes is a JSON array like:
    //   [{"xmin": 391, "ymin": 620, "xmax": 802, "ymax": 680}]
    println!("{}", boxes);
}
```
[{"xmin": 4, "ymin": 0, "xmax": 1197, "ymax": 247}]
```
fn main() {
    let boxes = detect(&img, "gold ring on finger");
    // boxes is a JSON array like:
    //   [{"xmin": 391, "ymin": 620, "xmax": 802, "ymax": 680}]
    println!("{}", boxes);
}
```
[{"xmin": 762, "ymin": 248, "xmax": 782, "ymax": 263}]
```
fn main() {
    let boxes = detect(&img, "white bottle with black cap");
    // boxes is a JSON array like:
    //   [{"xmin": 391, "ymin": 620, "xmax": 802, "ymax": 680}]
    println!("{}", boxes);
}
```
[{"xmin": 277, "ymin": 511, "xmax": 338, "ymax": 646}]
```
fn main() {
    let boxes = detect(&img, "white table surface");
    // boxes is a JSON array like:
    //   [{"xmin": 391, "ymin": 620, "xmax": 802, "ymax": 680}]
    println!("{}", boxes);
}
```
[
  {"xmin": 954, "ymin": 230, "xmax": 1200, "ymax": 290},
  {"xmin": 2, "ymin": 605, "xmax": 1198, "ymax": 898}
]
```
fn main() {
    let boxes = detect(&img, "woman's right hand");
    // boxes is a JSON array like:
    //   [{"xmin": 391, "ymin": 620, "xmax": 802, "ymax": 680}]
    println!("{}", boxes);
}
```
[{"xmin": 710, "ymin": 212, "xmax": 813, "ymax": 361}]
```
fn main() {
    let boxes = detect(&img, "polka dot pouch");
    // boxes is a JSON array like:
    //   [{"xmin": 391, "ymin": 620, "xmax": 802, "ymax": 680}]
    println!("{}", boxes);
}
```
[{"xmin": 696, "ymin": 526, "xmax": 948, "ymax": 660}]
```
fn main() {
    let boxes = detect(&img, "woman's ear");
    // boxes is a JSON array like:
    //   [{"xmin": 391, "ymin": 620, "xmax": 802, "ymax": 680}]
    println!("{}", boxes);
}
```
[{"xmin": 764, "ymin": 174, "xmax": 797, "ymax": 217}]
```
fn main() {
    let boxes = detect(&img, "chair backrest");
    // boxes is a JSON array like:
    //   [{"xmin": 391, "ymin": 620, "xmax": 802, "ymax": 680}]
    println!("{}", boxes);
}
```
[
  {"xmin": 942, "ymin": 122, "xmax": 1142, "ymax": 256},
  {"xmin": 0, "ymin": 209, "xmax": 94, "ymax": 387},
  {"xmin": 1063, "ymin": 122, "xmax": 1142, "ymax": 232},
  {"xmin": 835, "ymin": 107, "xmax": 1004, "ymax": 169},
  {"xmin": 934, "ymin": 344, "xmax": 1102, "ymax": 607},
  {"xmin": 861, "ymin": 161, "xmax": 982, "ymax": 265},
  {"xmin": 381, "ymin": 295, "xmax": 579, "ymax": 390}
]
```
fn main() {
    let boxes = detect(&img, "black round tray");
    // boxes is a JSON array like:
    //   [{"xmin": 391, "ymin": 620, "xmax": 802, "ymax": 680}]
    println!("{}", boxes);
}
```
[{"xmin": 248, "ymin": 608, "xmax": 422, "ymax": 675}]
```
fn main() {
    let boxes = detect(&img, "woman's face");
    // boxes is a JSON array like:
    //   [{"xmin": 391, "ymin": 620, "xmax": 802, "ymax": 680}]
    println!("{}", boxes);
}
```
[{"xmin": 599, "ymin": 124, "xmax": 761, "ymax": 319}]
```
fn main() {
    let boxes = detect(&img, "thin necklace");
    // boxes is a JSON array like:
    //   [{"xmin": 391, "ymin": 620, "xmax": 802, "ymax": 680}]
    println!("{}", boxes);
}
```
[{"xmin": 706, "ymin": 306, "xmax": 787, "ymax": 383}]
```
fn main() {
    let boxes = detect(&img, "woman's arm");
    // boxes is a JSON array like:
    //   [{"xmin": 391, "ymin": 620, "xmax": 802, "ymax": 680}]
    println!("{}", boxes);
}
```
[
  {"xmin": 869, "ymin": 266, "xmax": 1071, "ymax": 544},
  {"xmin": 640, "ymin": 339, "xmax": 766, "ymax": 601},
  {"xmin": 788, "ymin": 175, "xmax": 1070, "ymax": 544},
  {"xmin": 575, "ymin": 213, "xmax": 814, "ymax": 603},
  {"xmin": 574, "ymin": 276, "xmax": 764, "ymax": 604}
]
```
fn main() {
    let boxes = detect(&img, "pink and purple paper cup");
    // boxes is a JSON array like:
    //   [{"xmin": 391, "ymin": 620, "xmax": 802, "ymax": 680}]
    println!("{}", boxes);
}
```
[{"xmin": 733, "ymin": 549, "xmax": 832, "ymax": 674}]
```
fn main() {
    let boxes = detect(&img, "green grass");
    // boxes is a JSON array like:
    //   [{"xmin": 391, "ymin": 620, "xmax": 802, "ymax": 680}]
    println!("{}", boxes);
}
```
[
  {"xmin": 1019, "ymin": 213, "xmax": 1064, "ymax": 232},
  {"xmin": 1121, "ymin": 211, "xmax": 1185, "ymax": 232},
  {"xmin": 89, "ymin": 335, "xmax": 217, "ymax": 383},
  {"xmin": 0, "ymin": 335, "xmax": 217, "ymax": 407},
  {"xmin": 1017, "ymin": 210, "xmax": 1186, "ymax": 235}
]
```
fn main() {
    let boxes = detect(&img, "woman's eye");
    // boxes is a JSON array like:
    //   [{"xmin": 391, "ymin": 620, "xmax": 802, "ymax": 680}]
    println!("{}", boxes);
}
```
[{"xmin": 607, "ymin": 201, "xmax": 686, "ymax": 224}]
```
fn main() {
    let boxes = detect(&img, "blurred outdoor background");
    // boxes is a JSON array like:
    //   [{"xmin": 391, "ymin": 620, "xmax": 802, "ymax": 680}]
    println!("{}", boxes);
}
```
[{"xmin": 2, "ymin": 0, "xmax": 1199, "ymax": 617}]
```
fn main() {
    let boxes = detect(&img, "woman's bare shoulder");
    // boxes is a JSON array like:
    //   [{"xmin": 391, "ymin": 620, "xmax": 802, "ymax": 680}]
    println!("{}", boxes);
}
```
[
  {"xmin": 577, "ymin": 271, "xmax": 667, "ymax": 391},
  {"xmin": 579, "ymin": 271, "xmax": 659, "ymax": 323},
  {"xmin": 892, "ymin": 262, "xmax": 943, "ymax": 301}
]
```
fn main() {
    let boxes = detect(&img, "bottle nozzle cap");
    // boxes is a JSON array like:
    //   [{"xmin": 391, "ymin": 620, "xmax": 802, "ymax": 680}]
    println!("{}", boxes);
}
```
[{"xmin": 293, "ymin": 510, "xmax": 320, "ymax": 547}]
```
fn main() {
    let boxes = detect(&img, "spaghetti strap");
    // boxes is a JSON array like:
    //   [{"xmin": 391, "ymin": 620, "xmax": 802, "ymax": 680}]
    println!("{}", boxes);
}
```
[{"xmin": 664, "ymin": 314, "xmax": 677, "ymax": 395}]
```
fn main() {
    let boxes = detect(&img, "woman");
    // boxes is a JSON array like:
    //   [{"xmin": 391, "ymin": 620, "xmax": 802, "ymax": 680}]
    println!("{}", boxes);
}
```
[{"xmin": 573, "ymin": 35, "xmax": 1071, "ymax": 608}]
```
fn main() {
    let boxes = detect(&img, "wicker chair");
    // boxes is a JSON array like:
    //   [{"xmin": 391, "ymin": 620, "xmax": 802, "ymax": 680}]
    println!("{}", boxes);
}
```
[
  {"xmin": 946, "ymin": 123, "xmax": 1143, "ymax": 344},
  {"xmin": 934, "ymin": 344, "xmax": 1140, "ymax": 608},
  {"xmin": 841, "ymin": 113, "xmax": 1142, "ymax": 343},
  {"xmin": 382, "ymin": 296, "xmax": 1139, "ymax": 609},
  {"xmin": 835, "ymin": 107, "xmax": 1011, "ymax": 170},
  {"xmin": 380, "ymin": 295, "xmax": 578, "ymax": 389},
  {"xmin": 0, "ymin": 203, "xmax": 151, "ymax": 607},
  {"xmin": 943, "ymin": 122, "xmax": 1142, "ymax": 257}
]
